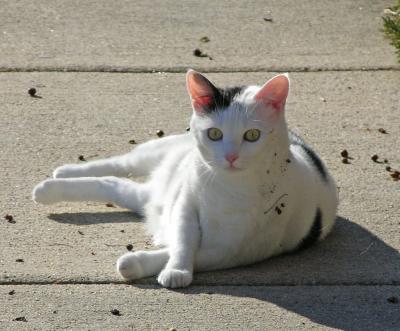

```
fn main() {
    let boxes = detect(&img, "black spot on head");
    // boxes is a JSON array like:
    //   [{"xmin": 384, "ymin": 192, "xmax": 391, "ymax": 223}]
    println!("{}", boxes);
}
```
[
  {"xmin": 296, "ymin": 208, "xmax": 322, "ymax": 251},
  {"xmin": 207, "ymin": 86, "xmax": 245, "ymax": 112},
  {"xmin": 289, "ymin": 130, "xmax": 328, "ymax": 182}
]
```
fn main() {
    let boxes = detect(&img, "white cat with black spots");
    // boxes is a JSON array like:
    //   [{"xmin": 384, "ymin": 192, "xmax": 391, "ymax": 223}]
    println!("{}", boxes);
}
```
[{"xmin": 33, "ymin": 70, "xmax": 338, "ymax": 288}]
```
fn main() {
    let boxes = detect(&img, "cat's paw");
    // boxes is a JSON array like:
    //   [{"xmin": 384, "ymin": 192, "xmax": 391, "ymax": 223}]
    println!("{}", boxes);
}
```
[
  {"xmin": 157, "ymin": 268, "xmax": 193, "ymax": 288},
  {"xmin": 53, "ymin": 164, "xmax": 81, "ymax": 178},
  {"xmin": 32, "ymin": 179, "xmax": 62, "ymax": 205},
  {"xmin": 116, "ymin": 252, "xmax": 144, "ymax": 280}
]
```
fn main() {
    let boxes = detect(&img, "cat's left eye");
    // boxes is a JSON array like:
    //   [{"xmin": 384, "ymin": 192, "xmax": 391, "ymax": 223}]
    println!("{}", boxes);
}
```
[{"xmin": 243, "ymin": 129, "xmax": 261, "ymax": 142}]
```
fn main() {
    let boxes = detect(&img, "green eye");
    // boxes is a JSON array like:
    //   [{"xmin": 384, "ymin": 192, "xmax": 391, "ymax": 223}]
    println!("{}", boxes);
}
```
[
  {"xmin": 207, "ymin": 128, "xmax": 223, "ymax": 141},
  {"xmin": 244, "ymin": 129, "xmax": 261, "ymax": 142}
]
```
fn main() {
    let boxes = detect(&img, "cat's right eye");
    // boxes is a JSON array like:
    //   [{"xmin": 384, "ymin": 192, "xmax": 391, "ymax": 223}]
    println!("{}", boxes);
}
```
[{"xmin": 207, "ymin": 128, "xmax": 223, "ymax": 141}]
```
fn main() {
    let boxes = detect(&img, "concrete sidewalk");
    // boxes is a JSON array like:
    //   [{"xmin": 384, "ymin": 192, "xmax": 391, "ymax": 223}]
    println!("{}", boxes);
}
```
[{"xmin": 1, "ymin": 1, "xmax": 399, "ymax": 330}]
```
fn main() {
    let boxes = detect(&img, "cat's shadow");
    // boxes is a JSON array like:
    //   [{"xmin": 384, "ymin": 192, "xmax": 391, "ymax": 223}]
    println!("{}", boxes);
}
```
[
  {"xmin": 159, "ymin": 217, "xmax": 399, "ymax": 330},
  {"xmin": 49, "ymin": 211, "xmax": 143, "ymax": 225},
  {"xmin": 48, "ymin": 211, "xmax": 399, "ymax": 329}
]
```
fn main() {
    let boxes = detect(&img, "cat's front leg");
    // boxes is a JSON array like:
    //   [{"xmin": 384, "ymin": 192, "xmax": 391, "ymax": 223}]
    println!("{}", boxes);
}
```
[{"xmin": 157, "ymin": 198, "xmax": 200, "ymax": 288}]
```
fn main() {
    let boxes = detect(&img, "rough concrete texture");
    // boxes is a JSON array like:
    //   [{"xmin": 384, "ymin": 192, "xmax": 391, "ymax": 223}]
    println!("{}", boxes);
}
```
[
  {"xmin": 0, "ymin": 0, "xmax": 398, "ymax": 71},
  {"xmin": 1, "ymin": 0, "xmax": 400, "ymax": 329},
  {"xmin": 1, "ymin": 285, "xmax": 400, "ymax": 330}
]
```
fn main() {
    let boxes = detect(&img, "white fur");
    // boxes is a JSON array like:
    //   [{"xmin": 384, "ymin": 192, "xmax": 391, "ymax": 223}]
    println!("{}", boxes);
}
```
[{"xmin": 32, "ymin": 74, "xmax": 338, "ymax": 288}]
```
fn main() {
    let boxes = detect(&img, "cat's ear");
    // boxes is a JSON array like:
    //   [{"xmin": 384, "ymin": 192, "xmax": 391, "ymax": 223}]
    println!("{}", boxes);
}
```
[
  {"xmin": 254, "ymin": 74, "xmax": 289, "ymax": 118},
  {"xmin": 186, "ymin": 69, "xmax": 218, "ymax": 114}
]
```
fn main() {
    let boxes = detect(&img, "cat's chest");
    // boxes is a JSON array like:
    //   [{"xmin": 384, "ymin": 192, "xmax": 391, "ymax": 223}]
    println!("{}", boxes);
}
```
[{"xmin": 197, "ymin": 180, "xmax": 283, "ymax": 243}]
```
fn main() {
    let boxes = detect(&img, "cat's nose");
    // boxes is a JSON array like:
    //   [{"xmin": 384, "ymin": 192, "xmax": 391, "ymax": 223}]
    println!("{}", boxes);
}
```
[{"xmin": 225, "ymin": 153, "xmax": 239, "ymax": 165}]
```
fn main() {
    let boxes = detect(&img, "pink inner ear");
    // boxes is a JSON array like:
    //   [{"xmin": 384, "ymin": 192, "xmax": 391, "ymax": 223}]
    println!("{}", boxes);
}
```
[
  {"xmin": 186, "ymin": 70, "xmax": 215, "ymax": 111},
  {"xmin": 255, "ymin": 74, "xmax": 289, "ymax": 113}
]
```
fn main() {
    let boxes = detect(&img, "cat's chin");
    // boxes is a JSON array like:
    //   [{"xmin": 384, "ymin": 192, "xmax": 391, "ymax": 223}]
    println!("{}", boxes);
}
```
[{"xmin": 224, "ymin": 166, "xmax": 244, "ymax": 173}]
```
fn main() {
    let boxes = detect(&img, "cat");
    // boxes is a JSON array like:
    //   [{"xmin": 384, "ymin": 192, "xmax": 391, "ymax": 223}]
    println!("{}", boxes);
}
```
[{"xmin": 32, "ymin": 70, "xmax": 338, "ymax": 288}]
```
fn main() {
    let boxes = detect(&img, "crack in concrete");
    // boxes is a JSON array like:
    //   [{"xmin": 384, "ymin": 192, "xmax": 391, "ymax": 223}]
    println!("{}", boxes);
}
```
[
  {"xmin": 1, "ymin": 280, "xmax": 399, "ymax": 286},
  {"xmin": 0, "ymin": 65, "xmax": 399, "ymax": 74}
]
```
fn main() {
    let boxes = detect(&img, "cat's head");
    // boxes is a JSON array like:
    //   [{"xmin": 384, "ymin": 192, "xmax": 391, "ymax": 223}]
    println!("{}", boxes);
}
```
[{"xmin": 187, "ymin": 70, "xmax": 290, "ymax": 173}]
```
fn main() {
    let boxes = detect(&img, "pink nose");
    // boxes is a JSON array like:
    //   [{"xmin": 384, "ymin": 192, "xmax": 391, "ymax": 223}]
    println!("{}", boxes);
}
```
[{"xmin": 225, "ymin": 153, "xmax": 239, "ymax": 165}]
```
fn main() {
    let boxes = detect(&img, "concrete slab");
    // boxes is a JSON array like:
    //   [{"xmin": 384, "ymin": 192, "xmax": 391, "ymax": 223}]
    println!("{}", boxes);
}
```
[
  {"xmin": 1, "ymin": 71, "xmax": 399, "ymax": 285},
  {"xmin": 1, "ymin": 285, "xmax": 399, "ymax": 330},
  {"xmin": 0, "ymin": 0, "xmax": 398, "ymax": 72}
]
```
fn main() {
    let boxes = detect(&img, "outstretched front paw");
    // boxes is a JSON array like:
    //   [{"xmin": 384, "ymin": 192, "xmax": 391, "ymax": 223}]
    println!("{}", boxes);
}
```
[
  {"xmin": 157, "ymin": 268, "xmax": 193, "ymax": 288},
  {"xmin": 32, "ymin": 179, "xmax": 62, "ymax": 205},
  {"xmin": 116, "ymin": 252, "xmax": 144, "ymax": 280}
]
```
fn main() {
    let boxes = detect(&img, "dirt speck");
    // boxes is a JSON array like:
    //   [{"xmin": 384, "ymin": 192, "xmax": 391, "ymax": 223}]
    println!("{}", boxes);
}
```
[
  {"xmin": 387, "ymin": 296, "xmax": 399, "ymax": 304},
  {"xmin": 8, "ymin": 290, "xmax": 15, "ymax": 295},
  {"xmin": 371, "ymin": 154, "xmax": 379, "ymax": 163},
  {"xmin": 78, "ymin": 155, "xmax": 86, "ymax": 161},
  {"xmin": 110, "ymin": 309, "xmax": 122, "ymax": 316},
  {"xmin": 156, "ymin": 130, "xmax": 164, "ymax": 137},
  {"xmin": 4, "ymin": 214, "xmax": 15, "ymax": 223},
  {"xmin": 199, "ymin": 36, "xmax": 210, "ymax": 43},
  {"xmin": 126, "ymin": 244, "xmax": 133, "ymax": 251},
  {"xmin": 15, "ymin": 258, "xmax": 24, "ymax": 263},
  {"xmin": 378, "ymin": 128, "xmax": 388, "ymax": 134},
  {"xmin": 128, "ymin": 139, "xmax": 136, "ymax": 144},
  {"xmin": 14, "ymin": 316, "xmax": 27, "ymax": 322},
  {"xmin": 106, "ymin": 203, "xmax": 115, "ymax": 208}
]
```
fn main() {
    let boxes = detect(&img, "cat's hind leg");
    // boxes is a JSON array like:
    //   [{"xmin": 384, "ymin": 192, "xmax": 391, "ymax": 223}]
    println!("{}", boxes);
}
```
[
  {"xmin": 32, "ymin": 177, "xmax": 149, "ymax": 213},
  {"xmin": 54, "ymin": 134, "xmax": 191, "ymax": 179}
]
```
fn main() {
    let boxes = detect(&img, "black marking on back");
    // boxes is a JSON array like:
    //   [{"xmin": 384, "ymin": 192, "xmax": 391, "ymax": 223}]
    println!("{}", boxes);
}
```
[
  {"xmin": 207, "ymin": 85, "xmax": 245, "ymax": 112},
  {"xmin": 297, "ymin": 208, "xmax": 322, "ymax": 251},
  {"xmin": 289, "ymin": 130, "xmax": 328, "ymax": 182}
]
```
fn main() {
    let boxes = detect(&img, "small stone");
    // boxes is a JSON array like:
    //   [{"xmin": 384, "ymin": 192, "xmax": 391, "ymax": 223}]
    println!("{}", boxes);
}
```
[
  {"xmin": 15, "ymin": 259, "xmax": 24, "ymax": 263},
  {"xmin": 340, "ymin": 150, "xmax": 349, "ymax": 158},
  {"xmin": 106, "ymin": 203, "xmax": 115, "ymax": 207},
  {"xmin": 156, "ymin": 130, "xmax": 164, "ymax": 137},
  {"xmin": 371, "ymin": 154, "xmax": 379, "ymax": 163},
  {"xmin": 14, "ymin": 316, "xmax": 27, "ymax": 322},
  {"xmin": 8, "ymin": 290, "xmax": 15, "ymax": 295},
  {"xmin": 378, "ymin": 128, "xmax": 388, "ymax": 134},
  {"xmin": 128, "ymin": 139, "xmax": 136, "ymax": 144},
  {"xmin": 28, "ymin": 88, "xmax": 37, "ymax": 97},
  {"xmin": 78, "ymin": 155, "xmax": 86, "ymax": 161},
  {"xmin": 390, "ymin": 171, "xmax": 400, "ymax": 181},
  {"xmin": 110, "ymin": 309, "xmax": 122, "ymax": 316},
  {"xmin": 4, "ymin": 214, "xmax": 16, "ymax": 224},
  {"xmin": 126, "ymin": 244, "xmax": 133, "ymax": 251}
]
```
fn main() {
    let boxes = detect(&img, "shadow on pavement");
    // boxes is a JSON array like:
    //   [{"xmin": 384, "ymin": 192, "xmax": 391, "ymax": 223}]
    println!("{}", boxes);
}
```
[
  {"xmin": 170, "ymin": 217, "xmax": 400, "ymax": 330},
  {"xmin": 48, "ymin": 211, "xmax": 143, "ymax": 225}
]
